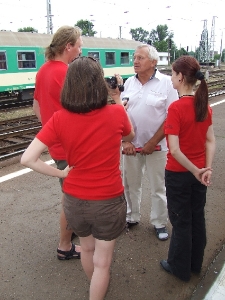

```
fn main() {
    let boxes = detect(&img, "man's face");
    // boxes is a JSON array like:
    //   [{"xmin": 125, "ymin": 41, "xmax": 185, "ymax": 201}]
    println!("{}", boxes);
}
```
[
  {"xmin": 133, "ymin": 47, "xmax": 156, "ymax": 74},
  {"xmin": 68, "ymin": 36, "xmax": 83, "ymax": 63}
]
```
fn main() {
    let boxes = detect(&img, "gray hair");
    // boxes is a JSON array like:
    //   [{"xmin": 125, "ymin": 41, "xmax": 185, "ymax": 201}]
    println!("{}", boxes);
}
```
[{"xmin": 136, "ymin": 44, "xmax": 159, "ymax": 63}]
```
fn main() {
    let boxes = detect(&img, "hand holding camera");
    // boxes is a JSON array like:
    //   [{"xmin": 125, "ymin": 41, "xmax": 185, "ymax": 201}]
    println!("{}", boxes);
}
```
[{"xmin": 106, "ymin": 75, "xmax": 124, "ymax": 92}]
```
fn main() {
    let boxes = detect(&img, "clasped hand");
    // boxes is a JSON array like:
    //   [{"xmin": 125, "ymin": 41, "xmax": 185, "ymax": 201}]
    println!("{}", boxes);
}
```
[{"xmin": 194, "ymin": 168, "xmax": 213, "ymax": 186}]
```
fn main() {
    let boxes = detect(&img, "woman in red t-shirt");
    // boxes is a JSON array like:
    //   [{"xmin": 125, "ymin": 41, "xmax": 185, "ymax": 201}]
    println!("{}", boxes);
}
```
[
  {"xmin": 21, "ymin": 56, "xmax": 134, "ymax": 300},
  {"xmin": 160, "ymin": 56, "xmax": 216, "ymax": 282}
]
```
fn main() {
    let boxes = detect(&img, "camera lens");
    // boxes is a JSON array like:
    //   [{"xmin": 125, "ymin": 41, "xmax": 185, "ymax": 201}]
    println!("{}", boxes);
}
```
[{"xmin": 106, "ymin": 76, "xmax": 117, "ymax": 89}]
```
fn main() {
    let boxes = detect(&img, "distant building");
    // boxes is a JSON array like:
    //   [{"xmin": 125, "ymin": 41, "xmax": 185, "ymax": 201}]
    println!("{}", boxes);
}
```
[{"xmin": 158, "ymin": 52, "xmax": 169, "ymax": 66}]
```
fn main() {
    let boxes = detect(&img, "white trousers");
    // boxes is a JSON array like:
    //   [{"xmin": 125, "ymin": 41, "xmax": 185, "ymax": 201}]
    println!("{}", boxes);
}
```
[{"xmin": 123, "ymin": 151, "xmax": 168, "ymax": 228}]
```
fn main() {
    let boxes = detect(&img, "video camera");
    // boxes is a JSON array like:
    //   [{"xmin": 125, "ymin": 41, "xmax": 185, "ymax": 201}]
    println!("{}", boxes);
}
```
[{"xmin": 105, "ymin": 76, "xmax": 124, "ymax": 92}]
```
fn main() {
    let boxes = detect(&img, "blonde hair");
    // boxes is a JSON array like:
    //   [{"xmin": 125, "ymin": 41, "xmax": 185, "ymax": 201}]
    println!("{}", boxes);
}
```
[{"xmin": 45, "ymin": 25, "xmax": 81, "ymax": 60}]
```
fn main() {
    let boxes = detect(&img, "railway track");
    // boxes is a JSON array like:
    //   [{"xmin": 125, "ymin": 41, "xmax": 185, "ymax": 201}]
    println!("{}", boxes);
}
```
[
  {"xmin": 0, "ymin": 97, "xmax": 33, "ymax": 111},
  {"xmin": 0, "ymin": 115, "xmax": 41, "ymax": 161}
]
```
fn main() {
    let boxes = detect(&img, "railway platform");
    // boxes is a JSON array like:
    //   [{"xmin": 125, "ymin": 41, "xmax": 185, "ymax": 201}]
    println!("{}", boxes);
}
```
[
  {"xmin": 0, "ymin": 96, "xmax": 225, "ymax": 300},
  {"xmin": 192, "ymin": 245, "xmax": 225, "ymax": 299}
]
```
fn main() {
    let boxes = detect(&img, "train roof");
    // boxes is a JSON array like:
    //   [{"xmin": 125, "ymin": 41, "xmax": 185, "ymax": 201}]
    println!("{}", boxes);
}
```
[{"xmin": 0, "ymin": 31, "xmax": 142, "ymax": 49}]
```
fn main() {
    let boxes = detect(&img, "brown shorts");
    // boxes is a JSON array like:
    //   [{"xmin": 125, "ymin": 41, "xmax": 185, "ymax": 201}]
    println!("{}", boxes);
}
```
[
  {"xmin": 63, "ymin": 193, "xmax": 127, "ymax": 241},
  {"xmin": 53, "ymin": 159, "xmax": 67, "ymax": 188}
]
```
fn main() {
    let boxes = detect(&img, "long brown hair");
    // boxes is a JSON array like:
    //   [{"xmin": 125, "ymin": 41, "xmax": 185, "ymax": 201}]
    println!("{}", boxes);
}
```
[
  {"xmin": 61, "ymin": 57, "xmax": 108, "ymax": 113},
  {"xmin": 172, "ymin": 56, "xmax": 208, "ymax": 122}
]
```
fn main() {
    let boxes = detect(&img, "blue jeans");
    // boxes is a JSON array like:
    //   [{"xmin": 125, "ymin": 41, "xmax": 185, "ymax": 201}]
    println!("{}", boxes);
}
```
[{"xmin": 165, "ymin": 170, "xmax": 207, "ymax": 281}]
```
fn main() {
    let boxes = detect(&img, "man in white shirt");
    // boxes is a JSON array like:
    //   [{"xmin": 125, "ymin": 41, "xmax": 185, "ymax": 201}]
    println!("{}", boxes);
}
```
[{"xmin": 121, "ymin": 44, "xmax": 178, "ymax": 241}]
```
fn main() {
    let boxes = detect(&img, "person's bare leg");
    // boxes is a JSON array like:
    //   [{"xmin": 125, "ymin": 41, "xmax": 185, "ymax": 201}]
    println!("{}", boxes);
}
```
[
  {"xmin": 79, "ymin": 235, "xmax": 95, "ymax": 280},
  {"xmin": 79, "ymin": 236, "xmax": 116, "ymax": 299},
  {"xmin": 58, "ymin": 195, "xmax": 81, "ymax": 253},
  {"xmin": 90, "ymin": 239, "xmax": 116, "ymax": 300}
]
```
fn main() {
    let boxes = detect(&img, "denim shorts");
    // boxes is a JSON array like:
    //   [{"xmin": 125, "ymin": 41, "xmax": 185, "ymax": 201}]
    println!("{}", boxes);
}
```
[{"xmin": 63, "ymin": 193, "xmax": 127, "ymax": 241}]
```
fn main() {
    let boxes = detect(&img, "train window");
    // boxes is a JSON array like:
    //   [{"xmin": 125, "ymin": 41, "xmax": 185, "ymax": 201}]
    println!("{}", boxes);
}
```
[
  {"xmin": 120, "ymin": 52, "xmax": 129, "ymax": 65},
  {"xmin": 17, "ymin": 51, "xmax": 36, "ymax": 69},
  {"xmin": 105, "ymin": 52, "xmax": 115, "ymax": 65},
  {"xmin": 0, "ymin": 51, "xmax": 7, "ymax": 70},
  {"xmin": 88, "ymin": 52, "xmax": 100, "ymax": 61}
]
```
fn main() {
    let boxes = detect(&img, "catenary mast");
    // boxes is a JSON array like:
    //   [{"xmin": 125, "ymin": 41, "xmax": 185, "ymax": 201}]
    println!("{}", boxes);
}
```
[
  {"xmin": 46, "ymin": 0, "xmax": 53, "ymax": 34},
  {"xmin": 199, "ymin": 20, "xmax": 209, "ymax": 63},
  {"xmin": 209, "ymin": 16, "xmax": 217, "ymax": 61}
]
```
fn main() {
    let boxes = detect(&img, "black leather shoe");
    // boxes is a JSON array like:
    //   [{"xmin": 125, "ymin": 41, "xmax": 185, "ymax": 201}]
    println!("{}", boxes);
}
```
[
  {"xmin": 126, "ymin": 221, "xmax": 139, "ymax": 229},
  {"xmin": 160, "ymin": 260, "xmax": 173, "ymax": 274},
  {"xmin": 160, "ymin": 260, "xmax": 190, "ymax": 282}
]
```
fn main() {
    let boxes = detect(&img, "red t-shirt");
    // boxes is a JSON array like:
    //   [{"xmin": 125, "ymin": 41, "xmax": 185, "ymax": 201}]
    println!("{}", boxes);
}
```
[
  {"xmin": 36, "ymin": 105, "xmax": 131, "ymax": 200},
  {"xmin": 165, "ymin": 96, "xmax": 212, "ymax": 172},
  {"xmin": 34, "ymin": 60, "xmax": 68, "ymax": 160}
]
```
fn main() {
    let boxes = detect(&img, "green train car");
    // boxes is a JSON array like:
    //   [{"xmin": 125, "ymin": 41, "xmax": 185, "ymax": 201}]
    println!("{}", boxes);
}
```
[{"xmin": 0, "ymin": 31, "xmax": 142, "ymax": 100}]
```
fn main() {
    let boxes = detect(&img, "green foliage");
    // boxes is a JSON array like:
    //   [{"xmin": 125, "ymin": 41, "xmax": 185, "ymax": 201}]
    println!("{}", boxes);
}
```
[
  {"xmin": 154, "ymin": 40, "xmax": 168, "ymax": 52},
  {"xmin": 75, "ymin": 19, "xmax": 97, "ymax": 36},
  {"xmin": 214, "ymin": 53, "xmax": 220, "ymax": 60},
  {"xmin": 18, "ymin": 27, "xmax": 38, "ymax": 33},
  {"xmin": 222, "ymin": 49, "xmax": 225, "ymax": 62},
  {"xmin": 149, "ymin": 25, "xmax": 174, "ymax": 52},
  {"xmin": 130, "ymin": 24, "xmax": 175, "ymax": 53},
  {"xmin": 178, "ymin": 48, "xmax": 188, "ymax": 59},
  {"xmin": 149, "ymin": 25, "xmax": 173, "ymax": 43},
  {"xmin": 129, "ymin": 27, "xmax": 149, "ymax": 43}
]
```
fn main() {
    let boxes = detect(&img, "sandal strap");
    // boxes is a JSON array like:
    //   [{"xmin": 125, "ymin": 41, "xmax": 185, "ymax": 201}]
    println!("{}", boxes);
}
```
[
  {"xmin": 155, "ymin": 227, "xmax": 167, "ymax": 234},
  {"xmin": 57, "ymin": 243, "xmax": 76, "ymax": 256}
]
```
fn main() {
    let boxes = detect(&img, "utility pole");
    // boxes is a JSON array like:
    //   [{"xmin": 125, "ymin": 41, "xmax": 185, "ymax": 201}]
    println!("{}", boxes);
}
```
[
  {"xmin": 199, "ymin": 20, "xmax": 209, "ymax": 65},
  {"xmin": 168, "ymin": 38, "xmax": 171, "ymax": 66},
  {"xmin": 46, "ymin": 0, "xmax": 53, "ymax": 34},
  {"xmin": 209, "ymin": 16, "xmax": 217, "ymax": 62},
  {"xmin": 119, "ymin": 26, "xmax": 122, "ymax": 38},
  {"xmin": 219, "ymin": 31, "xmax": 223, "ymax": 68}
]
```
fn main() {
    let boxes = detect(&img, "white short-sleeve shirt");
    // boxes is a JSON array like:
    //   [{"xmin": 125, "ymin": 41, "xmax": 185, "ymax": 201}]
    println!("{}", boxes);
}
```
[{"xmin": 121, "ymin": 70, "xmax": 179, "ymax": 151}]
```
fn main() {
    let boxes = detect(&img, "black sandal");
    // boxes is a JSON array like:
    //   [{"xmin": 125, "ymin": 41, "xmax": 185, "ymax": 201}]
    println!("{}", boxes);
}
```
[
  {"xmin": 71, "ymin": 232, "xmax": 77, "ymax": 241},
  {"xmin": 57, "ymin": 243, "xmax": 81, "ymax": 260}
]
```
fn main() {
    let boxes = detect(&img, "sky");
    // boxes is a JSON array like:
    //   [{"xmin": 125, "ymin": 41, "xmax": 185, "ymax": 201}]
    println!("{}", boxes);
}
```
[{"xmin": 0, "ymin": 0, "xmax": 224, "ymax": 52}]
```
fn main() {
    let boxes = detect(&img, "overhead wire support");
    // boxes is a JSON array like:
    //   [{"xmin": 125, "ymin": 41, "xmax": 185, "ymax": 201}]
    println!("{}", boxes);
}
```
[
  {"xmin": 199, "ymin": 19, "xmax": 209, "ymax": 64},
  {"xmin": 46, "ymin": 0, "xmax": 54, "ymax": 34},
  {"xmin": 209, "ymin": 16, "xmax": 217, "ymax": 62}
]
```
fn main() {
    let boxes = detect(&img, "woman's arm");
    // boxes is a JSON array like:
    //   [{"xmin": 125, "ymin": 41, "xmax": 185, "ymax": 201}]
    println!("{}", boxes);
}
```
[
  {"xmin": 33, "ymin": 99, "xmax": 42, "ymax": 122},
  {"xmin": 205, "ymin": 125, "xmax": 216, "ymax": 168},
  {"xmin": 21, "ymin": 138, "xmax": 72, "ymax": 178},
  {"xmin": 168, "ymin": 135, "xmax": 199, "ymax": 173},
  {"xmin": 201, "ymin": 125, "xmax": 216, "ymax": 185},
  {"xmin": 168, "ymin": 134, "xmax": 211, "ymax": 184},
  {"xmin": 107, "ymin": 76, "xmax": 135, "ymax": 142}
]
